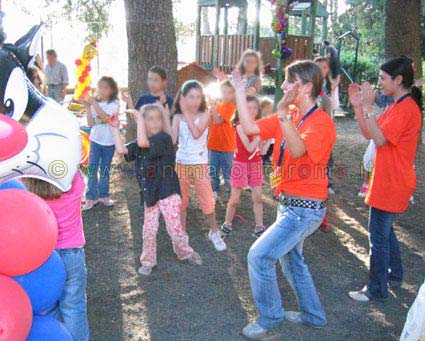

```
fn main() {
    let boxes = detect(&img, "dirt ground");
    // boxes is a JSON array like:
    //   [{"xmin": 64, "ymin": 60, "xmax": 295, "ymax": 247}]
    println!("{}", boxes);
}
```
[{"xmin": 84, "ymin": 117, "xmax": 425, "ymax": 341}]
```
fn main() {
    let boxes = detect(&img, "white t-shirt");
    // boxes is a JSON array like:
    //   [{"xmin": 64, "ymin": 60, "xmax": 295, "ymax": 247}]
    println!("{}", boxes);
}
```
[
  {"xmin": 89, "ymin": 100, "xmax": 119, "ymax": 146},
  {"xmin": 176, "ymin": 116, "xmax": 209, "ymax": 165}
]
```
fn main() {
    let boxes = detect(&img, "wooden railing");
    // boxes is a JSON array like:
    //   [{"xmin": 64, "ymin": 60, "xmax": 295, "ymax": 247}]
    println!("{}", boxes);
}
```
[{"xmin": 198, "ymin": 34, "xmax": 312, "ymax": 73}]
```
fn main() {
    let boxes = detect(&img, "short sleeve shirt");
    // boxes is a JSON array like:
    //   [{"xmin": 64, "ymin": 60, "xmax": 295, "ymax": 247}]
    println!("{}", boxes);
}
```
[
  {"xmin": 125, "ymin": 131, "xmax": 181, "ymax": 207},
  {"xmin": 90, "ymin": 100, "xmax": 120, "ymax": 146},
  {"xmin": 257, "ymin": 108, "xmax": 336, "ymax": 200},
  {"xmin": 366, "ymin": 97, "xmax": 421, "ymax": 212},
  {"xmin": 207, "ymin": 102, "xmax": 237, "ymax": 152},
  {"xmin": 45, "ymin": 61, "xmax": 69, "ymax": 85},
  {"xmin": 135, "ymin": 93, "xmax": 174, "ymax": 110}
]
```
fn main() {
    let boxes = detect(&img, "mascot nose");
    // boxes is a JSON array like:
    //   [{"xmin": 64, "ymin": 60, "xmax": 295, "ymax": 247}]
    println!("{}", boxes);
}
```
[{"xmin": 0, "ymin": 114, "xmax": 28, "ymax": 161}]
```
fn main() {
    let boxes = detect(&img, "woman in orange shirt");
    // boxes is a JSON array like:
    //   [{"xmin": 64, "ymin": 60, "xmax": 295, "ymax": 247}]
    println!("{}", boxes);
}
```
[
  {"xmin": 348, "ymin": 57, "xmax": 422, "ymax": 302},
  {"xmin": 233, "ymin": 61, "xmax": 336, "ymax": 339}
]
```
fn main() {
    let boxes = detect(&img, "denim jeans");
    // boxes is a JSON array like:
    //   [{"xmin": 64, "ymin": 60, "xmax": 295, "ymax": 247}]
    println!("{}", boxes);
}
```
[
  {"xmin": 86, "ymin": 141, "xmax": 115, "ymax": 200},
  {"xmin": 209, "ymin": 150, "xmax": 233, "ymax": 197},
  {"xmin": 248, "ymin": 204, "xmax": 327, "ymax": 330},
  {"xmin": 47, "ymin": 248, "xmax": 89, "ymax": 341},
  {"xmin": 367, "ymin": 207, "xmax": 403, "ymax": 300}
]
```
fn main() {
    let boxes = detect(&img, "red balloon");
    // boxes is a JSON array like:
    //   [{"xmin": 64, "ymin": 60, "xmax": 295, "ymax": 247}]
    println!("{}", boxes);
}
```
[
  {"xmin": 82, "ymin": 71, "xmax": 89, "ymax": 77},
  {"xmin": 75, "ymin": 59, "xmax": 82, "ymax": 66},
  {"xmin": 78, "ymin": 76, "xmax": 86, "ymax": 83},
  {"xmin": 85, "ymin": 65, "xmax": 91, "ymax": 72},
  {"xmin": 0, "ymin": 190, "xmax": 58, "ymax": 276},
  {"xmin": 0, "ymin": 274, "xmax": 33, "ymax": 340}
]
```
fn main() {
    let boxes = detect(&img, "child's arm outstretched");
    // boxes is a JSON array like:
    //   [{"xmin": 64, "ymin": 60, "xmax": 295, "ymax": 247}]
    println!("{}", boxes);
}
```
[
  {"xmin": 236, "ymin": 125, "xmax": 260, "ymax": 153},
  {"xmin": 109, "ymin": 114, "xmax": 128, "ymax": 155},
  {"xmin": 126, "ymin": 109, "xmax": 150, "ymax": 148}
]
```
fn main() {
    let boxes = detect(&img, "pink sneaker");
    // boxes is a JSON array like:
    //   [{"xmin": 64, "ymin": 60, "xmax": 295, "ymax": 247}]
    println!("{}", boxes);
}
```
[
  {"xmin": 358, "ymin": 183, "xmax": 368, "ymax": 197},
  {"xmin": 82, "ymin": 199, "xmax": 98, "ymax": 211},
  {"xmin": 99, "ymin": 197, "xmax": 114, "ymax": 207}
]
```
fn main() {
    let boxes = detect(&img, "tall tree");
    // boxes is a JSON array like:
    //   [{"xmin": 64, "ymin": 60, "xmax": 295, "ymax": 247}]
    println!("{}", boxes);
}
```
[
  {"xmin": 385, "ymin": 0, "xmax": 423, "ymax": 142},
  {"xmin": 123, "ymin": 0, "xmax": 178, "ymax": 140}
]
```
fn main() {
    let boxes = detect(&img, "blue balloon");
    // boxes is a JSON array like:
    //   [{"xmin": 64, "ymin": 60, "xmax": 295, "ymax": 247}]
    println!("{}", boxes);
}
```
[
  {"xmin": 27, "ymin": 316, "xmax": 72, "ymax": 341},
  {"xmin": 0, "ymin": 179, "xmax": 27, "ymax": 190},
  {"xmin": 13, "ymin": 251, "xmax": 66, "ymax": 315}
]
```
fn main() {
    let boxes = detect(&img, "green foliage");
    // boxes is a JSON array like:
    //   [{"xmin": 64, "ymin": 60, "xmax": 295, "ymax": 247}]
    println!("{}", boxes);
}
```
[
  {"xmin": 340, "ymin": 51, "xmax": 379, "ymax": 84},
  {"xmin": 331, "ymin": 0, "xmax": 386, "ymax": 60},
  {"xmin": 44, "ymin": 0, "xmax": 113, "ymax": 41}
]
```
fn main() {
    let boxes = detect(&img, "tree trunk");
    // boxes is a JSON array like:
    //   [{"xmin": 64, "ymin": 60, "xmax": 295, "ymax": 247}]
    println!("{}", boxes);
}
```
[
  {"xmin": 385, "ymin": 0, "xmax": 423, "ymax": 143},
  {"xmin": 123, "ymin": 0, "xmax": 178, "ymax": 141}
]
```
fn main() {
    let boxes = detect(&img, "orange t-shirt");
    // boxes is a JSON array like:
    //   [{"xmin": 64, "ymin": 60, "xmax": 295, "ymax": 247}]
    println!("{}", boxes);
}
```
[
  {"xmin": 258, "ymin": 108, "xmax": 336, "ymax": 200},
  {"xmin": 366, "ymin": 97, "xmax": 421, "ymax": 213},
  {"xmin": 207, "ymin": 102, "xmax": 237, "ymax": 152}
]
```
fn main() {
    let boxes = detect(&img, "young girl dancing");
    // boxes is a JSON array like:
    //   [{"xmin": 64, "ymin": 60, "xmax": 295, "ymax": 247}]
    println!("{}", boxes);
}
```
[
  {"xmin": 214, "ymin": 49, "xmax": 263, "ymax": 96},
  {"xmin": 172, "ymin": 80, "xmax": 227, "ymax": 252},
  {"xmin": 83, "ymin": 76, "xmax": 119, "ymax": 210},
  {"xmin": 24, "ymin": 172, "xmax": 89, "ymax": 341},
  {"xmin": 110, "ymin": 105, "xmax": 202, "ymax": 276},
  {"xmin": 221, "ymin": 96, "xmax": 267, "ymax": 238}
]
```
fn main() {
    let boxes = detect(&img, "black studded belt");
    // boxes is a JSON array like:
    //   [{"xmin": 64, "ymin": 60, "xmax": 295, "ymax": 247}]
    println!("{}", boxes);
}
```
[{"xmin": 278, "ymin": 194, "xmax": 326, "ymax": 210}]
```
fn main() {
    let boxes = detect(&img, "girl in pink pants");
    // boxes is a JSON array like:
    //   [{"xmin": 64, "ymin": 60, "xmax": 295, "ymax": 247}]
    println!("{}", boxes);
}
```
[{"xmin": 110, "ymin": 104, "xmax": 202, "ymax": 276}]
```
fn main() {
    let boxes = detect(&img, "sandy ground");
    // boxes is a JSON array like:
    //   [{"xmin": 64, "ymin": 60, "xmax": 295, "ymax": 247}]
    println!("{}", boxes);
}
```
[{"xmin": 84, "ymin": 117, "xmax": 425, "ymax": 341}]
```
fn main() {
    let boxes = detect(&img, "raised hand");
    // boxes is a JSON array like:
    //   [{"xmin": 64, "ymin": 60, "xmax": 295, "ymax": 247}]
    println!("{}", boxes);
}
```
[
  {"xmin": 278, "ymin": 82, "xmax": 300, "ymax": 113},
  {"xmin": 213, "ymin": 67, "xmax": 228, "ymax": 81},
  {"xmin": 231, "ymin": 69, "xmax": 247, "ymax": 93},
  {"xmin": 360, "ymin": 82, "xmax": 377, "ymax": 109},
  {"xmin": 125, "ymin": 109, "xmax": 143, "ymax": 123},
  {"xmin": 348, "ymin": 83, "xmax": 362, "ymax": 108},
  {"xmin": 121, "ymin": 90, "xmax": 132, "ymax": 103},
  {"xmin": 108, "ymin": 113, "xmax": 120, "ymax": 128}
]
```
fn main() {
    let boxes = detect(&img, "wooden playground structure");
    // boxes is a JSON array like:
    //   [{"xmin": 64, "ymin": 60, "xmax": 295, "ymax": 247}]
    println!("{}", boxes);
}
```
[{"xmin": 195, "ymin": 0, "xmax": 329, "ymax": 73}]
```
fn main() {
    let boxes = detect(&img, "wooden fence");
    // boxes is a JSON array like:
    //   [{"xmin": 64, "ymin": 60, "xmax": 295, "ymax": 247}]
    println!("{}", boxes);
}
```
[{"xmin": 198, "ymin": 34, "xmax": 312, "ymax": 73}]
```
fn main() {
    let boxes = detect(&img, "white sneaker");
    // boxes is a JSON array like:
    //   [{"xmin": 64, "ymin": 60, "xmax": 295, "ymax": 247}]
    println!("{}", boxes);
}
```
[
  {"xmin": 82, "ymin": 199, "xmax": 98, "ymax": 211},
  {"xmin": 349, "ymin": 288, "xmax": 370, "ymax": 302},
  {"xmin": 242, "ymin": 321, "xmax": 268, "ymax": 339},
  {"xmin": 186, "ymin": 251, "xmax": 203, "ymax": 266},
  {"xmin": 138, "ymin": 265, "xmax": 152, "ymax": 276},
  {"xmin": 99, "ymin": 197, "xmax": 114, "ymax": 206},
  {"xmin": 208, "ymin": 231, "xmax": 227, "ymax": 251}
]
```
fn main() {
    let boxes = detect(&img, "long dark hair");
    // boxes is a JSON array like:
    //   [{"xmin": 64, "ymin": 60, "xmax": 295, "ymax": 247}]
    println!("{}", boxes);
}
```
[
  {"xmin": 380, "ymin": 57, "xmax": 421, "ymax": 108},
  {"xmin": 173, "ymin": 80, "xmax": 207, "ymax": 114},
  {"xmin": 97, "ymin": 76, "xmax": 119, "ymax": 103},
  {"xmin": 314, "ymin": 57, "xmax": 332, "ymax": 95},
  {"xmin": 231, "ymin": 96, "xmax": 261, "ymax": 127}
]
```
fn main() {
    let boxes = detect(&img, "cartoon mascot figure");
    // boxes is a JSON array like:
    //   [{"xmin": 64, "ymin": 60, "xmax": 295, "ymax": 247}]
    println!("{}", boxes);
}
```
[{"xmin": 0, "ymin": 25, "xmax": 81, "ymax": 191}]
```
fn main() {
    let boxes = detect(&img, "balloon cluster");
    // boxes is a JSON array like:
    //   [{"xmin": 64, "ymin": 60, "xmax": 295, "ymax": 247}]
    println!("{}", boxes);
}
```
[
  {"xmin": 0, "ymin": 181, "xmax": 72, "ymax": 340},
  {"xmin": 270, "ymin": 0, "xmax": 295, "ymax": 59},
  {"xmin": 73, "ymin": 41, "xmax": 98, "ymax": 101}
]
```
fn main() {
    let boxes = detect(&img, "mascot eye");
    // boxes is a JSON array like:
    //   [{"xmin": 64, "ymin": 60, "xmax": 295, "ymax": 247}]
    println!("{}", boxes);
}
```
[
  {"xmin": 4, "ymin": 99, "xmax": 14, "ymax": 117},
  {"xmin": 4, "ymin": 68, "xmax": 28, "ymax": 122}
]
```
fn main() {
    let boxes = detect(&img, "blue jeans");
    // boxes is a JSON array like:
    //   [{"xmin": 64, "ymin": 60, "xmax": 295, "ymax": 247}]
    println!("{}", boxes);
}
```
[
  {"xmin": 47, "ymin": 248, "xmax": 89, "ymax": 341},
  {"xmin": 248, "ymin": 204, "xmax": 327, "ymax": 330},
  {"xmin": 367, "ymin": 207, "xmax": 403, "ymax": 300},
  {"xmin": 86, "ymin": 141, "xmax": 115, "ymax": 200},
  {"xmin": 209, "ymin": 150, "xmax": 233, "ymax": 197}
]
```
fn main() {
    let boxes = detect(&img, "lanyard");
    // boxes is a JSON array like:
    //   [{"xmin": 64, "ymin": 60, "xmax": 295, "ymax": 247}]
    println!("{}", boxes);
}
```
[
  {"xmin": 277, "ymin": 105, "xmax": 318, "ymax": 168},
  {"xmin": 395, "ymin": 93, "xmax": 411, "ymax": 104}
]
